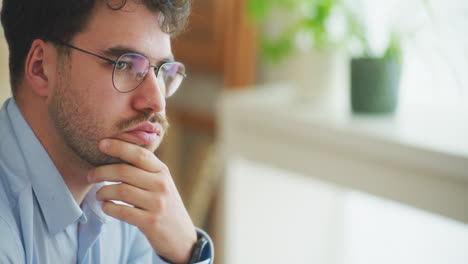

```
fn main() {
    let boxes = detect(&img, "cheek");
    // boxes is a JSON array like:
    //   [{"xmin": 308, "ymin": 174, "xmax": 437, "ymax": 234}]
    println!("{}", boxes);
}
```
[
  {"xmin": 68, "ymin": 65, "xmax": 133, "ymax": 131},
  {"xmin": 69, "ymin": 55, "xmax": 114, "ymax": 98},
  {"xmin": 68, "ymin": 74, "xmax": 111, "ymax": 119},
  {"xmin": 73, "ymin": 69, "xmax": 118, "ymax": 105},
  {"xmin": 84, "ymin": 78, "xmax": 131, "ymax": 127}
]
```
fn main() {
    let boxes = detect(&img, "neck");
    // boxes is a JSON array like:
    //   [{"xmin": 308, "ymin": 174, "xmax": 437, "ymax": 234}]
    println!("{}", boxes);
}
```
[{"xmin": 17, "ymin": 93, "xmax": 93, "ymax": 205}]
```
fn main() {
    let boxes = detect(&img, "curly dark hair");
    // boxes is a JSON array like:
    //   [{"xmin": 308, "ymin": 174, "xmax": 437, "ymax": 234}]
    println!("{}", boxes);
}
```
[{"xmin": 1, "ymin": 0, "xmax": 191, "ymax": 96}]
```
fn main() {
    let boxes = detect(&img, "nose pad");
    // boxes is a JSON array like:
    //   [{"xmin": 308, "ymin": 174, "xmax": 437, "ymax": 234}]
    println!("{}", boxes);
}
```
[
  {"xmin": 133, "ymin": 67, "xmax": 166, "ymax": 113},
  {"xmin": 136, "ymin": 72, "xmax": 145, "ymax": 81}
]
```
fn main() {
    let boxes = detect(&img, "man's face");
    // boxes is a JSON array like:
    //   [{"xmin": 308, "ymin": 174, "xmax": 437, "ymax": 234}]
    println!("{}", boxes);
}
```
[{"xmin": 48, "ymin": 2, "xmax": 172, "ymax": 166}]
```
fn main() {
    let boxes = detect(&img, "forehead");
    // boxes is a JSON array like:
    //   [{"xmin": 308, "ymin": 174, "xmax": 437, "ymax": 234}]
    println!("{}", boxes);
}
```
[{"xmin": 73, "ymin": 1, "xmax": 172, "ymax": 60}]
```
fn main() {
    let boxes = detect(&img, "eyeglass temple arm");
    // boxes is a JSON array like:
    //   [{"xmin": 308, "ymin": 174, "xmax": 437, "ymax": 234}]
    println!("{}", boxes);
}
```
[
  {"xmin": 53, "ymin": 40, "xmax": 117, "ymax": 65},
  {"xmin": 54, "ymin": 39, "xmax": 188, "ymax": 79}
]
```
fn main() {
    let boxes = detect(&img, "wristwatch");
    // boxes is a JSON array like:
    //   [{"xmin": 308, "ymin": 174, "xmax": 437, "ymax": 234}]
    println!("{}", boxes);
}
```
[{"xmin": 188, "ymin": 231, "xmax": 210, "ymax": 264}]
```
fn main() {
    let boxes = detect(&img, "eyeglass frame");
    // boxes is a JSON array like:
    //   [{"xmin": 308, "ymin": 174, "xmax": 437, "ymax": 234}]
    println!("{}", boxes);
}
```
[{"xmin": 50, "ymin": 39, "xmax": 187, "ymax": 96}]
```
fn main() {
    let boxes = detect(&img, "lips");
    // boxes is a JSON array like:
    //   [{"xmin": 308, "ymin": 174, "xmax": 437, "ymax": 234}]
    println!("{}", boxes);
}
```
[{"xmin": 124, "ymin": 122, "xmax": 162, "ymax": 145}]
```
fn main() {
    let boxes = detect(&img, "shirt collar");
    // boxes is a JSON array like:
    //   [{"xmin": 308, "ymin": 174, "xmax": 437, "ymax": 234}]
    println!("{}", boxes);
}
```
[
  {"xmin": 83, "ymin": 182, "xmax": 111, "ymax": 224},
  {"xmin": 6, "ymin": 99, "xmax": 84, "ymax": 235}
]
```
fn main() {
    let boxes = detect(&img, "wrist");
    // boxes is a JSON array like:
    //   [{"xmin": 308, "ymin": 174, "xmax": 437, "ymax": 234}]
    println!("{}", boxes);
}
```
[{"xmin": 158, "ymin": 229, "xmax": 212, "ymax": 264}]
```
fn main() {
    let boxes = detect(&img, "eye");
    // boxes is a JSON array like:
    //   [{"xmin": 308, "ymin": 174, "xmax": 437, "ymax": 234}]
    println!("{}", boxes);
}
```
[{"xmin": 115, "ymin": 61, "xmax": 129, "ymax": 71}]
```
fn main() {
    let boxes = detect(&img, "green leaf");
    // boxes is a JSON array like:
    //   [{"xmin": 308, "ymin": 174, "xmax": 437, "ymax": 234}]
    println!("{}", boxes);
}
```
[
  {"xmin": 247, "ymin": 0, "xmax": 271, "ymax": 21},
  {"xmin": 384, "ymin": 32, "xmax": 402, "ymax": 64},
  {"xmin": 261, "ymin": 37, "xmax": 294, "ymax": 64},
  {"xmin": 247, "ymin": 0, "xmax": 348, "ymax": 62}
]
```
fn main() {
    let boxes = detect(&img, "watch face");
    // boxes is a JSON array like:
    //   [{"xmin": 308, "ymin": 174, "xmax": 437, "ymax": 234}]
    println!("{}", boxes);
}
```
[
  {"xmin": 199, "ymin": 237, "xmax": 210, "ymax": 259},
  {"xmin": 189, "ymin": 236, "xmax": 210, "ymax": 263}
]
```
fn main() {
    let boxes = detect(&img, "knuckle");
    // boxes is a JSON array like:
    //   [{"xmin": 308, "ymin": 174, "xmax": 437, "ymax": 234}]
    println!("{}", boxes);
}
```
[
  {"xmin": 149, "ymin": 177, "xmax": 168, "ymax": 193},
  {"xmin": 146, "ymin": 213, "xmax": 161, "ymax": 226},
  {"xmin": 154, "ymin": 197, "xmax": 166, "ymax": 211},
  {"xmin": 160, "ymin": 163, "xmax": 169, "ymax": 174},
  {"xmin": 149, "ymin": 178, "xmax": 161, "ymax": 190},
  {"xmin": 146, "ymin": 210, "xmax": 163, "ymax": 229},
  {"xmin": 135, "ymin": 148, "xmax": 150, "ymax": 163},
  {"xmin": 157, "ymin": 181, "xmax": 169, "ymax": 194}
]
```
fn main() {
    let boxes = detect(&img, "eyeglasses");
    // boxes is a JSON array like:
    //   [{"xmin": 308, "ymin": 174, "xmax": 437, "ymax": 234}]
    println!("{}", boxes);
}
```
[{"xmin": 53, "ymin": 40, "xmax": 186, "ymax": 97}]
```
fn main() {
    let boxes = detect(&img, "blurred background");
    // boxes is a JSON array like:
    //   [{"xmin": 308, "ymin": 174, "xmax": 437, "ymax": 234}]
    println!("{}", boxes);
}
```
[{"xmin": 1, "ymin": 0, "xmax": 468, "ymax": 263}]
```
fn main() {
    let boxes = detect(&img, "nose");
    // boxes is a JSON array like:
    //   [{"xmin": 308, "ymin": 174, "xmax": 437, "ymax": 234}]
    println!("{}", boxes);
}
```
[{"xmin": 131, "ymin": 69, "xmax": 166, "ymax": 114}]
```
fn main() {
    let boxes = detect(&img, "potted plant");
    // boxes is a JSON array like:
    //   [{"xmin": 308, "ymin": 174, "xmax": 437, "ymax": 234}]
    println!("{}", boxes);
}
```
[
  {"xmin": 346, "ymin": 4, "xmax": 404, "ymax": 114},
  {"xmin": 248, "ymin": 0, "xmax": 433, "ymax": 113},
  {"xmin": 349, "ymin": 35, "xmax": 401, "ymax": 113},
  {"xmin": 247, "ymin": 0, "xmax": 351, "ymax": 107},
  {"xmin": 345, "ymin": 0, "xmax": 433, "ymax": 114}
]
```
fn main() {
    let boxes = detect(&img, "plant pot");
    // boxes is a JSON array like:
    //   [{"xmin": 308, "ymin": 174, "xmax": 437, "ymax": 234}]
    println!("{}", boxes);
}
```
[
  {"xmin": 261, "ymin": 48, "xmax": 349, "ymax": 110},
  {"xmin": 350, "ymin": 56, "xmax": 401, "ymax": 113}
]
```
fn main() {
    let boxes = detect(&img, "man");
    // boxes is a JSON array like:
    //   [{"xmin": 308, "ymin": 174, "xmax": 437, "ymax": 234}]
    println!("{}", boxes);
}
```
[{"xmin": 0, "ymin": 0, "xmax": 213, "ymax": 263}]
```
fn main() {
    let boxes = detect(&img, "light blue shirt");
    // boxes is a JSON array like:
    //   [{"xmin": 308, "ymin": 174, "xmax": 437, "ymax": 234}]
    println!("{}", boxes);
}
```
[{"xmin": 0, "ymin": 98, "xmax": 213, "ymax": 264}]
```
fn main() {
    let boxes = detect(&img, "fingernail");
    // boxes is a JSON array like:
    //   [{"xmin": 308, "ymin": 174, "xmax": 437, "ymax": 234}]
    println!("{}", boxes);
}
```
[{"xmin": 100, "ymin": 139, "xmax": 109, "ymax": 151}]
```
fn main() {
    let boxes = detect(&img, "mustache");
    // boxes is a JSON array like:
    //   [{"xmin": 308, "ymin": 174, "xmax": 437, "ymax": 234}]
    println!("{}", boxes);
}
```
[{"xmin": 117, "ymin": 112, "xmax": 169, "ymax": 133}]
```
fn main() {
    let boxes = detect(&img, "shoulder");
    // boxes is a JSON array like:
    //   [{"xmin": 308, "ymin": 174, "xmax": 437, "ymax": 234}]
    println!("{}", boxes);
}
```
[{"xmin": 0, "ymin": 215, "xmax": 24, "ymax": 264}]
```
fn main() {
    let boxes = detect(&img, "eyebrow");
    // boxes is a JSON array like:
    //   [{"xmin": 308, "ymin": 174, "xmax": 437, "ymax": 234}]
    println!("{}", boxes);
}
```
[{"xmin": 101, "ymin": 45, "xmax": 175, "ymax": 62}]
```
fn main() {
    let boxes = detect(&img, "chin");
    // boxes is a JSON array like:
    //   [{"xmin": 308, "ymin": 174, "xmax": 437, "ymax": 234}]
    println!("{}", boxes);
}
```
[{"xmin": 147, "ymin": 141, "xmax": 162, "ymax": 153}]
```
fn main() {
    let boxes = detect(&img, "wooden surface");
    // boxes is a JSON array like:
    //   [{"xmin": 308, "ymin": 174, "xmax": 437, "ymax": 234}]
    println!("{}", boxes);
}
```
[
  {"xmin": 167, "ymin": 107, "xmax": 215, "ymax": 135},
  {"xmin": 172, "ymin": 0, "xmax": 257, "ymax": 89},
  {"xmin": 173, "ymin": 0, "xmax": 224, "ymax": 72},
  {"xmin": 222, "ymin": 0, "xmax": 258, "ymax": 88}
]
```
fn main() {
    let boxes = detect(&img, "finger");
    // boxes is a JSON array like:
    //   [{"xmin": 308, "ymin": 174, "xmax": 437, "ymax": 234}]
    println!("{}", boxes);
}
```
[
  {"xmin": 96, "ymin": 183, "xmax": 164, "ymax": 212},
  {"xmin": 102, "ymin": 201, "xmax": 160, "ymax": 231},
  {"xmin": 99, "ymin": 139, "xmax": 164, "ymax": 172},
  {"xmin": 89, "ymin": 164, "xmax": 166, "ymax": 192}
]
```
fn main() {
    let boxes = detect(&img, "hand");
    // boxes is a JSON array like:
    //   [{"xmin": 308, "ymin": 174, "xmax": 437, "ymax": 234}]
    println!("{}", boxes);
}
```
[{"xmin": 87, "ymin": 138, "xmax": 197, "ymax": 264}]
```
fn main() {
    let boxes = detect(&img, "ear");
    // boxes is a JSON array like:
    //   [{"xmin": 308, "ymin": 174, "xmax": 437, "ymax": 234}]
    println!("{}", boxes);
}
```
[{"xmin": 24, "ymin": 39, "xmax": 56, "ymax": 97}]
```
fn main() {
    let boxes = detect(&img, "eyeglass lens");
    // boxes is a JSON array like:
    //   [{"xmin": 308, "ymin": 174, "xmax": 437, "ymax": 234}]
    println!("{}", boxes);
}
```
[{"xmin": 112, "ymin": 53, "xmax": 185, "ymax": 97}]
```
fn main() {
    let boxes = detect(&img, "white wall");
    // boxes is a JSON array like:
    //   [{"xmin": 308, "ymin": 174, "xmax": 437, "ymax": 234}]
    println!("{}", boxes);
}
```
[{"xmin": 224, "ymin": 159, "xmax": 468, "ymax": 264}]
